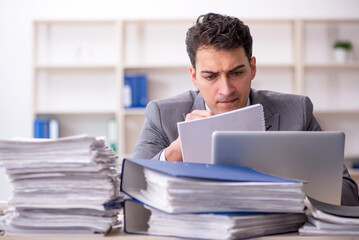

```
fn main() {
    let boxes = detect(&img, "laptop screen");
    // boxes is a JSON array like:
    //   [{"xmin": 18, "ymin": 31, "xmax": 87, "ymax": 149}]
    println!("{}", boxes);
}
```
[{"xmin": 212, "ymin": 131, "xmax": 344, "ymax": 205}]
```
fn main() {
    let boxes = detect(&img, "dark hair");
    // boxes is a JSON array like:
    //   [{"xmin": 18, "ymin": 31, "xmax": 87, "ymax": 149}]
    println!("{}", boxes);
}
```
[{"xmin": 185, "ymin": 13, "xmax": 253, "ymax": 68}]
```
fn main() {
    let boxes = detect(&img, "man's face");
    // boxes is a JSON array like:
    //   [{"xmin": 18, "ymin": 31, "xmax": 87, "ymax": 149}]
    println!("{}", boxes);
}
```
[{"xmin": 190, "ymin": 46, "xmax": 256, "ymax": 115}]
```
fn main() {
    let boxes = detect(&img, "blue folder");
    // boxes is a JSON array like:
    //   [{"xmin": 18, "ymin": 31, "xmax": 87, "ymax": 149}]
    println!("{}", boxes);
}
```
[
  {"xmin": 120, "ymin": 158, "xmax": 304, "ymax": 214},
  {"xmin": 34, "ymin": 118, "xmax": 50, "ymax": 138},
  {"xmin": 124, "ymin": 74, "xmax": 148, "ymax": 108},
  {"xmin": 121, "ymin": 158, "xmax": 300, "ymax": 183}
]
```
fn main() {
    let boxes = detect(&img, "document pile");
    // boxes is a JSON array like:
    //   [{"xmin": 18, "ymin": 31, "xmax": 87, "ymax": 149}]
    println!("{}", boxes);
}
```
[
  {"xmin": 0, "ymin": 135, "xmax": 122, "ymax": 236},
  {"xmin": 299, "ymin": 197, "xmax": 359, "ymax": 236},
  {"xmin": 121, "ymin": 158, "xmax": 306, "ymax": 239}
]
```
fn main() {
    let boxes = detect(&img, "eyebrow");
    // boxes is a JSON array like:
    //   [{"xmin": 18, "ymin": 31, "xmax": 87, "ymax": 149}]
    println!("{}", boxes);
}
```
[{"xmin": 200, "ymin": 64, "xmax": 246, "ymax": 74}]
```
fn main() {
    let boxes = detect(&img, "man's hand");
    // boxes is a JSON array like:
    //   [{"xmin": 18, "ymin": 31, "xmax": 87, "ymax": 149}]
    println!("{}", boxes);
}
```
[
  {"xmin": 164, "ymin": 137, "xmax": 182, "ymax": 162},
  {"xmin": 185, "ymin": 110, "xmax": 214, "ymax": 121},
  {"xmin": 165, "ymin": 110, "xmax": 214, "ymax": 162}
]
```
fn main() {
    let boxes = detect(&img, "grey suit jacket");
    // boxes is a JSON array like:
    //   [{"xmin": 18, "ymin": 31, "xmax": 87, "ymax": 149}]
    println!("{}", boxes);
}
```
[{"xmin": 133, "ymin": 88, "xmax": 359, "ymax": 206}]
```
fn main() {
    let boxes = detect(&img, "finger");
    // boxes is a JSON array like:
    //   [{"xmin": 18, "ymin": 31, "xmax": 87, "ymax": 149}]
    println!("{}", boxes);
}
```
[{"xmin": 185, "ymin": 110, "xmax": 213, "ymax": 121}]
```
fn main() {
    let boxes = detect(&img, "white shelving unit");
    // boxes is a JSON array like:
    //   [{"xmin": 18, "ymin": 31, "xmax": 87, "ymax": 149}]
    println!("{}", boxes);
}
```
[
  {"xmin": 301, "ymin": 19, "xmax": 359, "ymax": 165},
  {"xmin": 119, "ymin": 19, "xmax": 195, "ymax": 157},
  {"xmin": 33, "ymin": 19, "xmax": 359, "ymax": 175},
  {"xmin": 32, "ymin": 20, "xmax": 122, "ymax": 149}
]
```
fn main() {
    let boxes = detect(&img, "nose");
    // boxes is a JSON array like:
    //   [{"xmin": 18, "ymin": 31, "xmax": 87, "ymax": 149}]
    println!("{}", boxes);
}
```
[{"xmin": 218, "ymin": 76, "xmax": 234, "ymax": 96}]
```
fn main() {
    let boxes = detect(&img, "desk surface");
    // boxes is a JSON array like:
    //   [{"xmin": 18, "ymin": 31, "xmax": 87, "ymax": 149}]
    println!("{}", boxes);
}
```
[{"xmin": 1, "ymin": 228, "xmax": 359, "ymax": 240}]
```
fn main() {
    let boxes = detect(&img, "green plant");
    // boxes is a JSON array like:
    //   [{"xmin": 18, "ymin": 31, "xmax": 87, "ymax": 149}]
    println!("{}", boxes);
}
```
[{"xmin": 333, "ymin": 40, "xmax": 353, "ymax": 51}]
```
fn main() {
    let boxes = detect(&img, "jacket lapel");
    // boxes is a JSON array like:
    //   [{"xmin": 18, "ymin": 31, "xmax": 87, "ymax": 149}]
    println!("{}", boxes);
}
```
[
  {"xmin": 192, "ymin": 91, "xmax": 206, "ymax": 111},
  {"xmin": 264, "ymin": 113, "xmax": 279, "ymax": 131},
  {"xmin": 182, "ymin": 91, "xmax": 206, "ymax": 120},
  {"xmin": 250, "ymin": 89, "xmax": 280, "ymax": 131}
]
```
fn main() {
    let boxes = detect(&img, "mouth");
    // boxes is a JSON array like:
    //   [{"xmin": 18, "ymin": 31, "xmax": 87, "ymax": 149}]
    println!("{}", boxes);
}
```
[{"xmin": 217, "ymin": 98, "xmax": 238, "ymax": 104}]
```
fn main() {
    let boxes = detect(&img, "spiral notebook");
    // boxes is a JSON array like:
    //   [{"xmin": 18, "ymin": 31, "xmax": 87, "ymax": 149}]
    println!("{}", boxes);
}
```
[{"xmin": 177, "ymin": 104, "xmax": 265, "ymax": 163}]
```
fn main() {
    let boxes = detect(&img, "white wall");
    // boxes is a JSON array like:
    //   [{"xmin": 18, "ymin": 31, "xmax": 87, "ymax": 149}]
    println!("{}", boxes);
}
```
[{"xmin": 0, "ymin": 0, "xmax": 358, "ymax": 200}]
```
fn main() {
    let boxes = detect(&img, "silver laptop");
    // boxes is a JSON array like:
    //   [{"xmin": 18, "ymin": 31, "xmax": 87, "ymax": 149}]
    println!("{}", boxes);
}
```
[{"xmin": 212, "ymin": 131, "xmax": 344, "ymax": 205}]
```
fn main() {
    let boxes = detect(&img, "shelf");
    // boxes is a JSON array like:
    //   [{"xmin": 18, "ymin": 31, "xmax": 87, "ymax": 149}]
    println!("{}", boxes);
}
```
[
  {"xmin": 348, "ymin": 168, "xmax": 359, "ymax": 177},
  {"xmin": 124, "ymin": 63, "xmax": 295, "ymax": 70},
  {"xmin": 304, "ymin": 63, "xmax": 359, "ymax": 69},
  {"xmin": 34, "ymin": 20, "xmax": 117, "ymax": 24},
  {"xmin": 123, "ymin": 19, "xmax": 192, "ymax": 24},
  {"xmin": 35, "ymin": 64, "xmax": 117, "ymax": 70},
  {"xmin": 303, "ymin": 19, "xmax": 359, "ymax": 24},
  {"xmin": 124, "ymin": 63, "xmax": 190, "ymax": 70},
  {"xmin": 256, "ymin": 63, "xmax": 295, "ymax": 68},
  {"xmin": 346, "ymin": 155, "xmax": 359, "ymax": 161},
  {"xmin": 124, "ymin": 153, "xmax": 133, "ymax": 158},
  {"xmin": 35, "ymin": 110, "xmax": 117, "ymax": 115},
  {"xmin": 124, "ymin": 108, "xmax": 146, "ymax": 115},
  {"xmin": 314, "ymin": 109, "xmax": 359, "ymax": 114}
]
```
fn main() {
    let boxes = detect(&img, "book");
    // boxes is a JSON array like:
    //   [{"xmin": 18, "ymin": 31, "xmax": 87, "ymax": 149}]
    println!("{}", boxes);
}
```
[
  {"xmin": 299, "ymin": 197, "xmax": 359, "ymax": 236},
  {"xmin": 124, "ymin": 199, "xmax": 306, "ymax": 240},
  {"xmin": 49, "ymin": 119, "xmax": 59, "ymax": 139},
  {"xmin": 124, "ymin": 74, "xmax": 148, "ymax": 108},
  {"xmin": 120, "ymin": 158, "xmax": 305, "ymax": 214},
  {"xmin": 33, "ymin": 118, "xmax": 59, "ymax": 139},
  {"xmin": 33, "ymin": 118, "xmax": 50, "ymax": 138},
  {"xmin": 177, "ymin": 103, "xmax": 265, "ymax": 163}
]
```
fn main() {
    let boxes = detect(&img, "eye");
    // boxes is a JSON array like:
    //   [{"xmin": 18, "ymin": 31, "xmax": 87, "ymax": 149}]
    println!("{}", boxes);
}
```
[
  {"xmin": 230, "ymin": 71, "xmax": 243, "ymax": 77},
  {"xmin": 204, "ymin": 74, "xmax": 217, "ymax": 81}
]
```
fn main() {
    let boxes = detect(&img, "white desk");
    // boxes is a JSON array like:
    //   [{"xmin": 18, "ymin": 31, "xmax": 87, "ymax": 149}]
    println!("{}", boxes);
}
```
[{"xmin": 1, "ymin": 229, "xmax": 359, "ymax": 240}]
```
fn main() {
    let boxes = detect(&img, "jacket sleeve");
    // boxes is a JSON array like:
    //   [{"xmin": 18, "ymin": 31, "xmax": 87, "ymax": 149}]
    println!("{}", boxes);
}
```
[
  {"xmin": 342, "ymin": 164, "xmax": 359, "ymax": 205},
  {"xmin": 132, "ymin": 101, "xmax": 170, "ymax": 160},
  {"xmin": 304, "ymin": 96, "xmax": 359, "ymax": 205}
]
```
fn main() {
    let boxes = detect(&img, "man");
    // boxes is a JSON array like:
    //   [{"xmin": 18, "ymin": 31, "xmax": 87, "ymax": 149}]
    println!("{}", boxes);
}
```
[{"xmin": 133, "ymin": 13, "xmax": 359, "ymax": 205}]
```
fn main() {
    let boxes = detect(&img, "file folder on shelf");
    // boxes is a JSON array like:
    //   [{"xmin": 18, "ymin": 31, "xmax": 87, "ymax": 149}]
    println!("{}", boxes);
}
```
[
  {"xmin": 124, "ymin": 74, "xmax": 148, "ymax": 108},
  {"xmin": 33, "ymin": 118, "xmax": 59, "ymax": 139}
]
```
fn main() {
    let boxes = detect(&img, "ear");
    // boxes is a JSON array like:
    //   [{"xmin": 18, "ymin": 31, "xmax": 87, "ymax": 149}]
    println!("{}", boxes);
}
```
[
  {"xmin": 190, "ymin": 66, "xmax": 199, "ymax": 89},
  {"xmin": 250, "ymin": 57, "xmax": 257, "ymax": 80}
]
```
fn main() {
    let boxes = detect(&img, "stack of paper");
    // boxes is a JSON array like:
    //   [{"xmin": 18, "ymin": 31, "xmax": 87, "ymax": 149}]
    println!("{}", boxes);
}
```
[
  {"xmin": 122, "ymin": 158, "xmax": 305, "ymax": 213},
  {"xmin": 142, "ymin": 168, "xmax": 304, "ymax": 213},
  {"xmin": 125, "ymin": 199, "xmax": 306, "ymax": 240},
  {"xmin": 0, "ymin": 135, "xmax": 123, "ymax": 236},
  {"xmin": 299, "ymin": 197, "xmax": 359, "ymax": 236},
  {"xmin": 121, "ymin": 158, "xmax": 306, "ymax": 239}
]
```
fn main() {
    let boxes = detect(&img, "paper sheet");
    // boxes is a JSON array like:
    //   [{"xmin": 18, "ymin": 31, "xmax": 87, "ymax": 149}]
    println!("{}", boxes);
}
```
[{"xmin": 177, "ymin": 104, "xmax": 265, "ymax": 163}]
